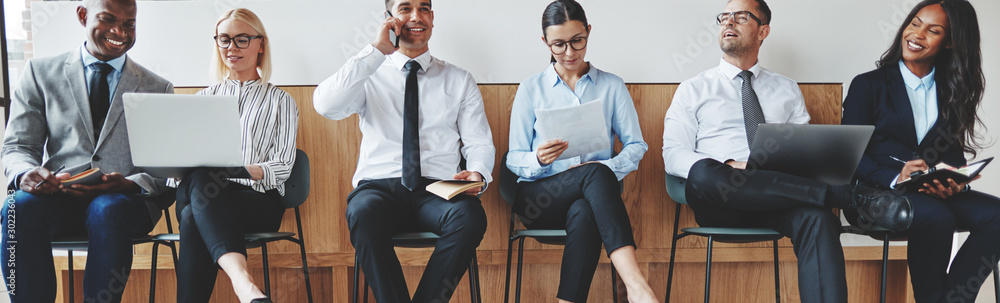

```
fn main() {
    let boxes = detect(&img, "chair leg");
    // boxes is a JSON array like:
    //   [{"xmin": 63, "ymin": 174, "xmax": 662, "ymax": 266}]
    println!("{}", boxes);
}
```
[
  {"xmin": 169, "ymin": 242, "xmax": 178, "ymax": 265},
  {"xmin": 468, "ymin": 254, "xmax": 481, "ymax": 303},
  {"xmin": 504, "ymin": 238, "xmax": 515, "ymax": 303},
  {"xmin": 68, "ymin": 250, "xmax": 74, "ymax": 303},
  {"xmin": 352, "ymin": 256, "xmax": 360, "ymax": 303},
  {"xmin": 475, "ymin": 254, "xmax": 483, "ymax": 303},
  {"xmin": 363, "ymin": 277, "xmax": 369, "ymax": 303},
  {"xmin": 773, "ymin": 240, "xmax": 780, "ymax": 303},
  {"xmin": 704, "ymin": 236, "xmax": 713, "ymax": 303},
  {"xmin": 150, "ymin": 242, "xmax": 159, "ymax": 303},
  {"xmin": 666, "ymin": 234, "xmax": 680, "ymax": 303},
  {"xmin": 297, "ymin": 239, "xmax": 314, "ymax": 303},
  {"xmin": 611, "ymin": 264, "xmax": 619, "ymax": 303},
  {"xmin": 261, "ymin": 244, "xmax": 271, "ymax": 298},
  {"xmin": 666, "ymin": 204, "xmax": 684, "ymax": 303},
  {"xmin": 468, "ymin": 256, "xmax": 475, "ymax": 303},
  {"xmin": 516, "ymin": 238, "xmax": 526, "ymax": 303},
  {"xmin": 880, "ymin": 233, "xmax": 889, "ymax": 303}
]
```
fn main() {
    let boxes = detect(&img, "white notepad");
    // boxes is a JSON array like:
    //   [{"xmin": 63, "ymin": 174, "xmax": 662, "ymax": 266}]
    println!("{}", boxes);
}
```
[{"xmin": 534, "ymin": 100, "xmax": 611, "ymax": 161}]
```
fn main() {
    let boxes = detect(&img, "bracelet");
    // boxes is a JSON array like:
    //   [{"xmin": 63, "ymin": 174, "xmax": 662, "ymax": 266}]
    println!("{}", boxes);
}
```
[{"xmin": 962, "ymin": 184, "xmax": 971, "ymax": 193}]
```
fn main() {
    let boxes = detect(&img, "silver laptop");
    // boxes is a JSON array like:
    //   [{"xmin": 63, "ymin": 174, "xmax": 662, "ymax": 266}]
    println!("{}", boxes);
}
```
[
  {"xmin": 748, "ymin": 124, "xmax": 875, "ymax": 185},
  {"xmin": 123, "ymin": 93, "xmax": 248, "ymax": 178}
]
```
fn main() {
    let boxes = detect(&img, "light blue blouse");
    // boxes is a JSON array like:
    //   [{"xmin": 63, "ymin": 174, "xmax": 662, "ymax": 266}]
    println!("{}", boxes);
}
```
[
  {"xmin": 506, "ymin": 63, "xmax": 647, "ymax": 182},
  {"xmin": 899, "ymin": 60, "xmax": 938, "ymax": 144}
]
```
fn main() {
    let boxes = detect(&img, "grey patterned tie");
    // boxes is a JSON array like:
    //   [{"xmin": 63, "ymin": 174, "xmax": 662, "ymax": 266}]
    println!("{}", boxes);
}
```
[{"xmin": 739, "ymin": 70, "xmax": 765, "ymax": 147}]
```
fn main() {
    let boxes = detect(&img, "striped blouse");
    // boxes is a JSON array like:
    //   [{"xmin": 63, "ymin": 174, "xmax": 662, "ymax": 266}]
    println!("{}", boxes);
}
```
[{"xmin": 196, "ymin": 79, "xmax": 299, "ymax": 195}]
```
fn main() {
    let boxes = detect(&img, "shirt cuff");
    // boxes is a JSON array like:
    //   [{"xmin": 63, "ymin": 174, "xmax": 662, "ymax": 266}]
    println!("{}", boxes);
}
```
[
  {"xmin": 258, "ymin": 164, "xmax": 276, "ymax": 187},
  {"xmin": 889, "ymin": 174, "xmax": 901, "ymax": 189},
  {"xmin": 516, "ymin": 151, "xmax": 549, "ymax": 179},
  {"xmin": 465, "ymin": 163, "xmax": 492, "ymax": 185},
  {"xmin": 10, "ymin": 172, "xmax": 26, "ymax": 191}
]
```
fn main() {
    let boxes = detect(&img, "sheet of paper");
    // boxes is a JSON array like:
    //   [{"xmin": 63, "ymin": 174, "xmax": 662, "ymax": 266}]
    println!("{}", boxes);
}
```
[
  {"xmin": 534, "ymin": 100, "xmax": 611, "ymax": 161},
  {"xmin": 956, "ymin": 161, "xmax": 985, "ymax": 175}
]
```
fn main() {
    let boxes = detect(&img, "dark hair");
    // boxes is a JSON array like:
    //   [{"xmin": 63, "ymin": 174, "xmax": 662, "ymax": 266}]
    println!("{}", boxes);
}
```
[
  {"xmin": 730, "ymin": 0, "xmax": 772, "ymax": 25},
  {"xmin": 877, "ymin": 0, "xmax": 985, "ymax": 155},
  {"xmin": 385, "ymin": 0, "xmax": 431, "ymax": 11},
  {"xmin": 753, "ymin": 0, "xmax": 772, "ymax": 25},
  {"xmin": 541, "ymin": 0, "xmax": 589, "ymax": 63}
]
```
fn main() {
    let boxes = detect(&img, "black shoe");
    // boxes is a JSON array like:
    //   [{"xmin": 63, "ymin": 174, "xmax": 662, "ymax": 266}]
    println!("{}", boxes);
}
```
[
  {"xmin": 850, "ymin": 184, "xmax": 913, "ymax": 232},
  {"xmin": 250, "ymin": 298, "xmax": 272, "ymax": 303}
]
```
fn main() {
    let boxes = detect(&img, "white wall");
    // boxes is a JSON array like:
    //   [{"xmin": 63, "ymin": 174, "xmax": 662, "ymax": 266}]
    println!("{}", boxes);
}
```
[{"xmin": 25, "ymin": 0, "xmax": 993, "ymax": 84}]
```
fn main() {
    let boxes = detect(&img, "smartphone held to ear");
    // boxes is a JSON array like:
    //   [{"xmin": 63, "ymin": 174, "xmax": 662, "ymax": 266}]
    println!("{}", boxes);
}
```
[{"xmin": 384, "ymin": 11, "xmax": 400, "ymax": 49}]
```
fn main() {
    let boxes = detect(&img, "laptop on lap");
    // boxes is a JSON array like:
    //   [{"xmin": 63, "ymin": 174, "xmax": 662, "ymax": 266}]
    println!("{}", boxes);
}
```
[
  {"xmin": 123, "ymin": 93, "xmax": 250, "ymax": 179},
  {"xmin": 748, "ymin": 124, "xmax": 875, "ymax": 185}
]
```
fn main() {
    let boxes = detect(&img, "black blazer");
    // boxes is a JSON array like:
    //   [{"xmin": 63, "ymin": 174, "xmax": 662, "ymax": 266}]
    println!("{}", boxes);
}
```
[{"xmin": 842, "ymin": 65, "xmax": 966, "ymax": 188}]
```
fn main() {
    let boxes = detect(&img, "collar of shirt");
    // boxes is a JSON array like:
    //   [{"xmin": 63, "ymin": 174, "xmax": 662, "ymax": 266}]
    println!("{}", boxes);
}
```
[
  {"xmin": 80, "ymin": 43, "xmax": 126, "ymax": 72},
  {"xmin": 718, "ymin": 58, "xmax": 762, "ymax": 81},
  {"xmin": 388, "ymin": 50, "xmax": 433, "ymax": 73},
  {"xmin": 899, "ymin": 60, "xmax": 935, "ymax": 91},
  {"xmin": 223, "ymin": 78, "xmax": 263, "ymax": 86},
  {"xmin": 545, "ymin": 62, "xmax": 599, "ymax": 88}
]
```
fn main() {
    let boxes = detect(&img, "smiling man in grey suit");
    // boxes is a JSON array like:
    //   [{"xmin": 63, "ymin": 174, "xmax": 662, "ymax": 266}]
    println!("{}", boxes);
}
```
[{"xmin": 0, "ymin": 0, "xmax": 173, "ymax": 302}]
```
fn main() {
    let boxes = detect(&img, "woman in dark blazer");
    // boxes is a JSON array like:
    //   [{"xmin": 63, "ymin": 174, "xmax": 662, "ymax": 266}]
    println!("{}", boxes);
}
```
[{"xmin": 842, "ymin": 0, "xmax": 1000, "ymax": 302}]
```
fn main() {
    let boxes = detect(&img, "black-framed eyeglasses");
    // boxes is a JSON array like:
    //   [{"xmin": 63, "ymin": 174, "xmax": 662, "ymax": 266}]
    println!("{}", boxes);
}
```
[
  {"xmin": 214, "ymin": 34, "xmax": 265, "ymax": 49},
  {"xmin": 547, "ymin": 36, "xmax": 588, "ymax": 55},
  {"xmin": 716, "ymin": 11, "xmax": 766, "ymax": 25}
]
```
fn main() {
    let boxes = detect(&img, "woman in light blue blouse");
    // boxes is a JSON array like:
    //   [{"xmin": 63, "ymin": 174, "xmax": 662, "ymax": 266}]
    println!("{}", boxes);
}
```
[{"xmin": 506, "ymin": 1, "xmax": 655, "ymax": 302}]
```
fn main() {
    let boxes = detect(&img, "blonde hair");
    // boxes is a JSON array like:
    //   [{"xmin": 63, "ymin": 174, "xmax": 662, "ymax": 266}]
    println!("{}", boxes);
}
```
[{"xmin": 211, "ymin": 8, "xmax": 272, "ymax": 84}]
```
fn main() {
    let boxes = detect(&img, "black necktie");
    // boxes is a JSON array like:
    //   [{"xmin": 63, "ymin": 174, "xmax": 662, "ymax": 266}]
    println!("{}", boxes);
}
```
[
  {"xmin": 402, "ymin": 60, "xmax": 422, "ymax": 191},
  {"xmin": 739, "ymin": 70, "xmax": 765, "ymax": 147},
  {"xmin": 89, "ymin": 62, "xmax": 113, "ymax": 141}
]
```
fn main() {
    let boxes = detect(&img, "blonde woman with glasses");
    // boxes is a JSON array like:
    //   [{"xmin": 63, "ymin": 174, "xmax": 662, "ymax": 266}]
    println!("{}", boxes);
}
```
[{"xmin": 172, "ymin": 8, "xmax": 298, "ymax": 303}]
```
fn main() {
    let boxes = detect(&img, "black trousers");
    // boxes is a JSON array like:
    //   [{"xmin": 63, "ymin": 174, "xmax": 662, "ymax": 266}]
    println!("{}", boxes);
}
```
[
  {"xmin": 685, "ymin": 159, "xmax": 847, "ymax": 303},
  {"xmin": 346, "ymin": 177, "xmax": 488, "ymax": 303},
  {"xmin": 899, "ymin": 190, "xmax": 1000, "ymax": 303},
  {"xmin": 513, "ymin": 164, "xmax": 636, "ymax": 303},
  {"xmin": 174, "ymin": 169, "xmax": 284, "ymax": 303}
]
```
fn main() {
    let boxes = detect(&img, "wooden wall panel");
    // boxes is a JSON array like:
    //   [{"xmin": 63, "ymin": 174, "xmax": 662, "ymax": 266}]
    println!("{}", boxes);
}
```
[{"xmin": 52, "ymin": 83, "xmax": 916, "ymax": 302}]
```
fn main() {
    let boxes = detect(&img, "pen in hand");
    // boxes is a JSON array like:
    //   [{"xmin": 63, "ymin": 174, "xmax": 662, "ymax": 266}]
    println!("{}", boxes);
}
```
[
  {"xmin": 889, "ymin": 156, "xmax": 908, "ymax": 164},
  {"xmin": 34, "ymin": 165, "xmax": 66, "ymax": 189}
]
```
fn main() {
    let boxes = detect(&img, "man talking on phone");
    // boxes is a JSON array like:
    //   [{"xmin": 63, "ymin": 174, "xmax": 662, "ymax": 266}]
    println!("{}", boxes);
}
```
[
  {"xmin": 313, "ymin": 0, "xmax": 494, "ymax": 302},
  {"xmin": 1, "ymin": 0, "xmax": 173, "ymax": 302}
]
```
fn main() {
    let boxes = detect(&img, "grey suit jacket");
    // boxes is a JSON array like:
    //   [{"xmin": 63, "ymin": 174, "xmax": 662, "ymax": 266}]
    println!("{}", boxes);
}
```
[{"xmin": 2, "ymin": 51, "xmax": 174, "ymax": 222}]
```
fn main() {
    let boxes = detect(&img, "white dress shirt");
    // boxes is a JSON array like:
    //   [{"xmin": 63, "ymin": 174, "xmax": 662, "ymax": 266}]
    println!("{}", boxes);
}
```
[
  {"xmin": 663, "ymin": 59, "xmax": 810, "ymax": 178},
  {"xmin": 314, "ymin": 45, "xmax": 495, "ymax": 188}
]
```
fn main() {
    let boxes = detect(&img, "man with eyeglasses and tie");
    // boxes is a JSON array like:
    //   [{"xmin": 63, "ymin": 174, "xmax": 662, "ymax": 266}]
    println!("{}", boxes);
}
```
[
  {"xmin": 661, "ymin": 0, "xmax": 913, "ymax": 301},
  {"xmin": 313, "ymin": 0, "xmax": 494, "ymax": 302},
  {"xmin": 1, "ymin": 0, "xmax": 173, "ymax": 302}
]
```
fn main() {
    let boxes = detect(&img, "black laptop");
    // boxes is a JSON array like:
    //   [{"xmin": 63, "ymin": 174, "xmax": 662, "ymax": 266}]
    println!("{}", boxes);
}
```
[{"xmin": 748, "ymin": 124, "xmax": 875, "ymax": 185}]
